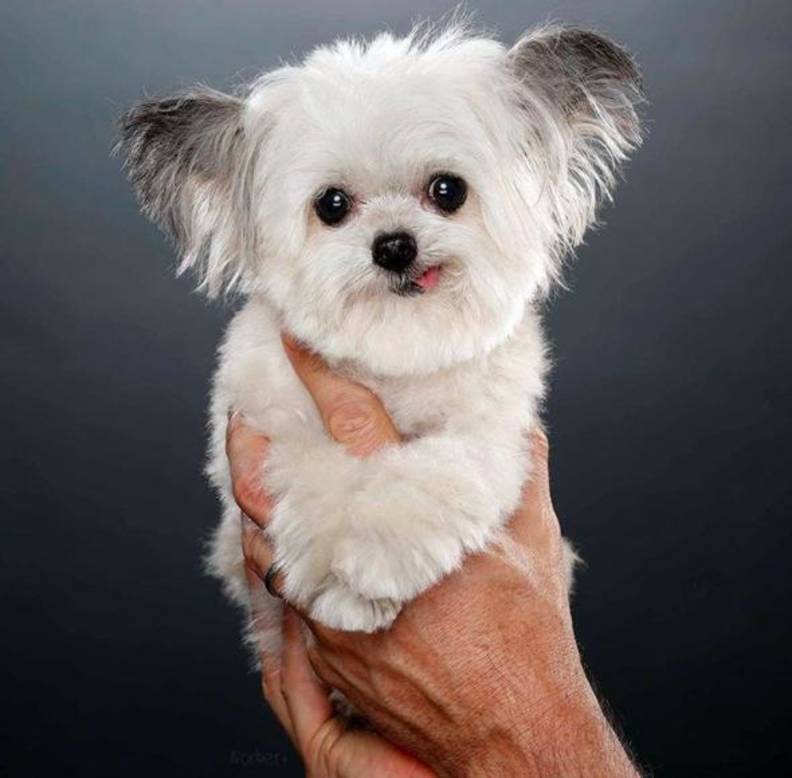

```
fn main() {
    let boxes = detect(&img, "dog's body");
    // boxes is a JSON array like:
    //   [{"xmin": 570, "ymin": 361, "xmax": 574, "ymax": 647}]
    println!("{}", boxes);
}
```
[
  {"xmin": 205, "ymin": 296, "xmax": 546, "ymax": 638},
  {"xmin": 119, "ymin": 21, "xmax": 643, "ymax": 643}
]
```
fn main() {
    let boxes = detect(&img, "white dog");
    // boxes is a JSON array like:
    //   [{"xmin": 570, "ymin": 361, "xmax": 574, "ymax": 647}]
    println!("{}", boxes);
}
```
[{"xmin": 118, "ymin": 20, "xmax": 643, "ymax": 644}]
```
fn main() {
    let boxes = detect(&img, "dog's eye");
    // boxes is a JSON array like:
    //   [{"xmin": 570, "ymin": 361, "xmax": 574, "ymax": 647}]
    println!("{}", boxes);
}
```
[
  {"xmin": 427, "ymin": 174, "xmax": 467, "ymax": 213},
  {"xmin": 314, "ymin": 187, "xmax": 352, "ymax": 226}
]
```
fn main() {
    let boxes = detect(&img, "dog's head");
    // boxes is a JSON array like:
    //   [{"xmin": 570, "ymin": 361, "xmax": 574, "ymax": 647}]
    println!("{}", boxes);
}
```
[{"xmin": 118, "ymin": 23, "xmax": 643, "ymax": 375}]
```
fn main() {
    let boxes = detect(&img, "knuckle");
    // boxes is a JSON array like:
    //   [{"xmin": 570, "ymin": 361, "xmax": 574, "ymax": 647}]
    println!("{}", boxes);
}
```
[
  {"xmin": 279, "ymin": 678, "xmax": 294, "ymax": 705},
  {"xmin": 326, "ymin": 400, "xmax": 379, "ymax": 445},
  {"xmin": 242, "ymin": 533, "xmax": 270, "ymax": 572},
  {"xmin": 240, "ymin": 531, "xmax": 257, "ymax": 563},
  {"xmin": 306, "ymin": 645, "xmax": 344, "ymax": 689},
  {"xmin": 309, "ymin": 719, "xmax": 344, "ymax": 776},
  {"xmin": 232, "ymin": 470, "xmax": 261, "ymax": 514},
  {"xmin": 306, "ymin": 643, "xmax": 328, "ymax": 676}
]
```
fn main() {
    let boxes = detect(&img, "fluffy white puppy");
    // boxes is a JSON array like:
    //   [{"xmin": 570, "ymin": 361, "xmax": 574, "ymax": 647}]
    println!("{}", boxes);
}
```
[{"xmin": 118, "ymin": 21, "xmax": 643, "ymax": 642}]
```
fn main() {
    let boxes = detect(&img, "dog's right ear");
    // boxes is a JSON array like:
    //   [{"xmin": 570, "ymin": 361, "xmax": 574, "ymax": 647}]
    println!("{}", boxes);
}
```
[{"xmin": 116, "ymin": 87, "xmax": 252, "ymax": 296}]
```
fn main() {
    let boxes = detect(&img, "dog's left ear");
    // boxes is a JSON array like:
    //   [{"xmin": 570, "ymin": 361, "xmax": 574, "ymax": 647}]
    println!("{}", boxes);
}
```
[
  {"xmin": 507, "ymin": 25, "xmax": 645, "ymax": 249},
  {"xmin": 116, "ymin": 87, "xmax": 253, "ymax": 296}
]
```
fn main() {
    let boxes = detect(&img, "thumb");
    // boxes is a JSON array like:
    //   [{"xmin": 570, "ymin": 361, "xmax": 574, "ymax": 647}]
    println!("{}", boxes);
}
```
[{"xmin": 282, "ymin": 334, "xmax": 401, "ymax": 456}]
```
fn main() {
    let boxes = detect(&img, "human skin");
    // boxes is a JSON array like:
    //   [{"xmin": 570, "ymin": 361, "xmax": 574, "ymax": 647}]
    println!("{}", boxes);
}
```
[{"xmin": 226, "ymin": 336, "xmax": 640, "ymax": 777}]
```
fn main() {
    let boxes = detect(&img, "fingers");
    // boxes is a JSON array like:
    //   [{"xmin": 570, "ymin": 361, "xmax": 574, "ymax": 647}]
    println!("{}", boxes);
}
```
[
  {"xmin": 241, "ymin": 510, "xmax": 294, "ymax": 737},
  {"xmin": 226, "ymin": 412, "xmax": 272, "ymax": 526},
  {"xmin": 227, "ymin": 411, "xmax": 275, "ymax": 575},
  {"xmin": 227, "ymin": 414, "xmax": 297, "ymax": 735},
  {"xmin": 282, "ymin": 334, "xmax": 401, "ymax": 456},
  {"xmin": 280, "ymin": 607, "xmax": 337, "ymax": 757},
  {"xmin": 227, "ymin": 413, "xmax": 315, "ymax": 648},
  {"xmin": 241, "ymin": 514, "xmax": 274, "ymax": 578},
  {"xmin": 243, "ymin": 529, "xmax": 299, "ymax": 742},
  {"xmin": 226, "ymin": 415, "xmax": 290, "ymax": 596},
  {"xmin": 284, "ymin": 616, "xmax": 436, "ymax": 778},
  {"xmin": 246, "ymin": 566, "xmax": 296, "ymax": 739},
  {"xmin": 282, "ymin": 618, "xmax": 437, "ymax": 778}
]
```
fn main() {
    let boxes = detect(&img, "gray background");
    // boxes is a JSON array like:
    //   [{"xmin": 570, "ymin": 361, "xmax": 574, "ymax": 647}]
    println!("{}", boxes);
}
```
[{"xmin": 1, "ymin": 1, "xmax": 790, "ymax": 775}]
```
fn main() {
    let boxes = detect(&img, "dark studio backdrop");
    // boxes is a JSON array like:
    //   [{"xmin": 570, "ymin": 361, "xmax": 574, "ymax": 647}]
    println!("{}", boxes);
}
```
[{"xmin": 1, "ymin": 1, "xmax": 790, "ymax": 775}]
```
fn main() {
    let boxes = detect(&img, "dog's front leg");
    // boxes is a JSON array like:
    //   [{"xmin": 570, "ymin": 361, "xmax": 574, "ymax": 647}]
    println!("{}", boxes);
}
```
[{"xmin": 267, "ymin": 428, "xmax": 528, "ymax": 632}]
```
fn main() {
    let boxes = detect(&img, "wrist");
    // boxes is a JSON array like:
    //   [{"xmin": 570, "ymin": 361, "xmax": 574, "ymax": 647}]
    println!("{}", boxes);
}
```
[
  {"xmin": 460, "ymin": 671, "xmax": 590, "ymax": 777},
  {"xmin": 445, "ymin": 665, "xmax": 637, "ymax": 778}
]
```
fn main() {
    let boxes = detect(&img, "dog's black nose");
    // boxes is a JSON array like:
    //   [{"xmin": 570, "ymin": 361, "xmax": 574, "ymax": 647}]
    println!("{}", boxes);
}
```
[{"xmin": 372, "ymin": 231, "xmax": 417, "ymax": 273}]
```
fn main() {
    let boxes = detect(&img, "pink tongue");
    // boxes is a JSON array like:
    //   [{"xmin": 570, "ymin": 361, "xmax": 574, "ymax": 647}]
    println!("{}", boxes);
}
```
[{"xmin": 417, "ymin": 265, "xmax": 441, "ymax": 291}]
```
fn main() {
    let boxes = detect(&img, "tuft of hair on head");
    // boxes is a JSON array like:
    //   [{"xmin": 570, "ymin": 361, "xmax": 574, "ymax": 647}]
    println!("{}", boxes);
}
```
[
  {"xmin": 404, "ymin": 3, "xmax": 480, "ymax": 51},
  {"xmin": 507, "ymin": 24, "xmax": 646, "ymax": 283},
  {"xmin": 114, "ymin": 86, "xmax": 256, "ymax": 297}
]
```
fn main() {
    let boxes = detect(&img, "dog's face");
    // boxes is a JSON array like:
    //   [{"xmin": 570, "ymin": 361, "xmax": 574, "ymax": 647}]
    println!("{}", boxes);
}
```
[{"xmin": 119, "ymin": 24, "xmax": 643, "ymax": 375}]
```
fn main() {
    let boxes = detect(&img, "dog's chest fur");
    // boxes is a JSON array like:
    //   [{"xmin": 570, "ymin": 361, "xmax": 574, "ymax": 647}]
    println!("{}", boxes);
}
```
[{"xmin": 216, "ymin": 297, "xmax": 546, "ymax": 444}]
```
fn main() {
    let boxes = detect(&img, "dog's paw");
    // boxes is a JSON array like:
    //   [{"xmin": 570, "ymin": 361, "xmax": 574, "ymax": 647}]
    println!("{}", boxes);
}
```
[
  {"xmin": 330, "ymin": 533, "xmax": 463, "ymax": 603},
  {"xmin": 309, "ymin": 576, "xmax": 401, "ymax": 633}
]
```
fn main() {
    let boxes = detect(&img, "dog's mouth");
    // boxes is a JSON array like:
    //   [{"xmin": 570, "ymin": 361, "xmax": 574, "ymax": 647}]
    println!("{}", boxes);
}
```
[{"xmin": 391, "ymin": 264, "xmax": 443, "ymax": 297}]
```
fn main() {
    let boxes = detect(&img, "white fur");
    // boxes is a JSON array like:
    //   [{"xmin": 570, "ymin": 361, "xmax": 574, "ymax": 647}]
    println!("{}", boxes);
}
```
[
  {"xmin": 120, "ymin": 20, "xmax": 643, "ymax": 643},
  {"xmin": 205, "ymin": 300, "xmax": 545, "ymax": 638}
]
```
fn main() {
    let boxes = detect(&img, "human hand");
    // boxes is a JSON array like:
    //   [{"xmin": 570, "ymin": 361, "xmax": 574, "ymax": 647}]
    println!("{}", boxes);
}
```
[
  {"xmin": 228, "ymin": 415, "xmax": 434, "ymax": 778},
  {"xmin": 229, "ymin": 337, "xmax": 639, "ymax": 777}
]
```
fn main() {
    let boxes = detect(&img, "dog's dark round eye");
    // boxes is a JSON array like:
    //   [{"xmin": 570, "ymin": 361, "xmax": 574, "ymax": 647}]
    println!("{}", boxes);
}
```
[
  {"xmin": 427, "ymin": 174, "xmax": 467, "ymax": 213},
  {"xmin": 314, "ymin": 187, "xmax": 352, "ymax": 226}
]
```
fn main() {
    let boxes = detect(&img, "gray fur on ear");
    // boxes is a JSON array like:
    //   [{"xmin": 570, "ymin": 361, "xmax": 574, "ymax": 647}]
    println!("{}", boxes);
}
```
[
  {"xmin": 116, "ymin": 87, "xmax": 253, "ymax": 296},
  {"xmin": 508, "ymin": 25, "xmax": 645, "ymax": 253},
  {"xmin": 510, "ymin": 26, "xmax": 644, "ymax": 122}
]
